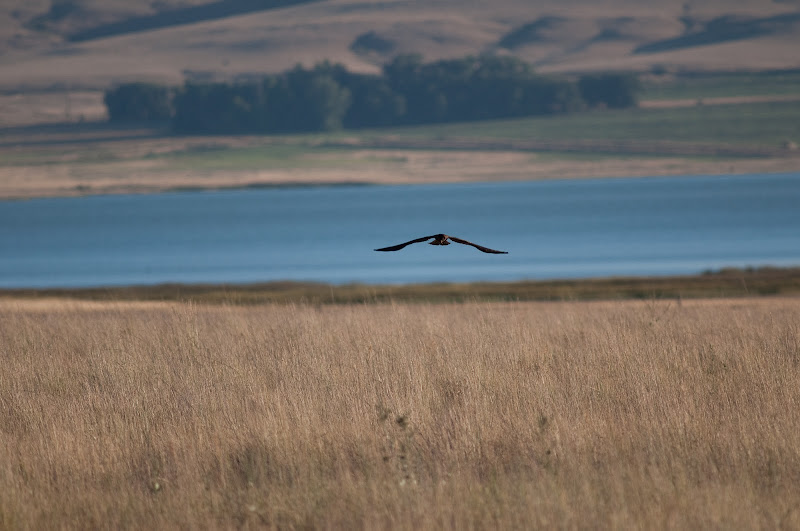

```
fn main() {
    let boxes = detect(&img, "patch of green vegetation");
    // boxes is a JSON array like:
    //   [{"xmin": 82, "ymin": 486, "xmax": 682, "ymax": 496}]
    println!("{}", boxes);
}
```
[
  {"xmin": 152, "ymin": 143, "xmax": 402, "ymax": 172},
  {"xmin": 530, "ymin": 151, "xmax": 718, "ymax": 163},
  {"xmin": 155, "ymin": 144, "xmax": 308, "ymax": 169},
  {"xmin": 353, "ymin": 100, "xmax": 800, "ymax": 148},
  {"xmin": 0, "ymin": 151, "xmax": 57, "ymax": 166},
  {"xmin": 69, "ymin": 148, "xmax": 119, "ymax": 164},
  {"xmin": 0, "ymin": 148, "xmax": 119, "ymax": 167},
  {"xmin": 642, "ymin": 70, "xmax": 800, "ymax": 100}
]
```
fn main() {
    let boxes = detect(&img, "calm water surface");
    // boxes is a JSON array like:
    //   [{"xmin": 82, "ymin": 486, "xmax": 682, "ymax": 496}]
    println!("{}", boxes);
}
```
[{"xmin": 1, "ymin": 173, "xmax": 799, "ymax": 287}]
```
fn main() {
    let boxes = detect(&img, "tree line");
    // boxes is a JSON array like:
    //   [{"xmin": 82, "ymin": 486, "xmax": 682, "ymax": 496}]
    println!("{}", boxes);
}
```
[{"xmin": 104, "ymin": 55, "xmax": 641, "ymax": 133}]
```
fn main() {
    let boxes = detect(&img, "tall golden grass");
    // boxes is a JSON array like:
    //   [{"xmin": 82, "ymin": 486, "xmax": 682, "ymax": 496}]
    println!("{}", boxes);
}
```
[{"xmin": 1, "ymin": 297, "xmax": 799, "ymax": 529}]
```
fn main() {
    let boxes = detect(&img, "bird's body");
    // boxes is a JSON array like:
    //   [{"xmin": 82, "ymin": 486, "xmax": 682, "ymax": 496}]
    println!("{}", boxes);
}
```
[{"xmin": 375, "ymin": 234, "xmax": 507, "ymax": 254}]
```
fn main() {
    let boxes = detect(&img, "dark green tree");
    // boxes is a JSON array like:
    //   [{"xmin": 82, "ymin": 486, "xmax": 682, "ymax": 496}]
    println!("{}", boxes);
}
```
[
  {"xmin": 172, "ymin": 82, "xmax": 256, "ymax": 133},
  {"xmin": 142, "ymin": 55, "xmax": 607, "ymax": 134},
  {"xmin": 383, "ymin": 54, "xmax": 581, "ymax": 123},
  {"xmin": 578, "ymin": 73, "xmax": 641, "ymax": 109},
  {"xmin": 383, "ymin": 54, "xmax": 447, "ymax": 124},
  {"xmin": 284, "ymin": 67, "xmax": 351, "ymax": 131},
  {"xmin": 104, "ymin": 82, "xmax": 172, "ymax": 122}
]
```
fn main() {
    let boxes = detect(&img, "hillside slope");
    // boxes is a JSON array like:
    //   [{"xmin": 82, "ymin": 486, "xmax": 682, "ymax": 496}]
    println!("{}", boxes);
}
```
[{"xmin": 1, "ymin": 0, "xmax": 799, "ymax": 92}]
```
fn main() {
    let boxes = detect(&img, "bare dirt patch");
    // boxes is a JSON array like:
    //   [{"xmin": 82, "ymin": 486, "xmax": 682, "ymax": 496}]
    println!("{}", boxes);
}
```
[{"xmin": 0, "ymin": 90, "xmax": 106, "ymax": 127}]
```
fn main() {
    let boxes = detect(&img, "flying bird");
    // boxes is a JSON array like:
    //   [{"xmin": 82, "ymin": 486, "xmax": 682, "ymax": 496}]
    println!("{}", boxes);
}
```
[{"xmin": 374, "ymin": 234, "xmax": 508, "ymax": 254}]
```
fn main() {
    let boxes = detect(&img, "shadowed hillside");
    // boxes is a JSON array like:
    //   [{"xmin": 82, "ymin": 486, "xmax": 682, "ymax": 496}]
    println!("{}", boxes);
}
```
[
  {"xmin": 1, "ymin": 1, "xmax": 799, "ymax": 102},
  {"xmin": 635, "ymin": 12, "xmax": 800, "ymax": 54},
  {"xmin": 67, "ymin": 0, "xmax": 323, "ymax": 42}
]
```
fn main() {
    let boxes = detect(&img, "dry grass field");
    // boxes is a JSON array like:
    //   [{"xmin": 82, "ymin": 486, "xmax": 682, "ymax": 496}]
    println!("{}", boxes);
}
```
[{"xmin": 2, "ymin": 296, "xmax": 799, "ymax": 529}]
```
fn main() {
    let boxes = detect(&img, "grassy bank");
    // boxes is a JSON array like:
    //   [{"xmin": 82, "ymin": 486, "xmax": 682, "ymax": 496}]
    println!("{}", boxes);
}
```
[
  {"xmin": 2, "ymin": 296, "xmax": 799, "ymax": 528},
  {"xmin": 4, "ymin": 267, "xmax": 800, "ymax": 305}
]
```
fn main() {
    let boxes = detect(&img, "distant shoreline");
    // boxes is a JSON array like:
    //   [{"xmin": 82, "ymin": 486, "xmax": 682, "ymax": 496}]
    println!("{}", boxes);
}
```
[
  {"xmin": 0, "ymin": 179, "xmax": 378, "ymax": 202},
  {"xmin": 2, "ymin": 159, "xmax": 799, "ymax": 202}
]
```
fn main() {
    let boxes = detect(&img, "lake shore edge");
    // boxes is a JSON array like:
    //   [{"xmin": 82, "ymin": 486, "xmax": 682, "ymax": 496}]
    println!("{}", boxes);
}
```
[
  {"xmin": 4, "ymin": 161, "xmax": 800, "ymax": 202},
  {"xmin": 3, "ymin": 266, "xmax": 799, "ymax": 304}
]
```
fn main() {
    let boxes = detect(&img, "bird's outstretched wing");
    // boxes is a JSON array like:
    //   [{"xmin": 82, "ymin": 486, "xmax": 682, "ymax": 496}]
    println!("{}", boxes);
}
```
[
  {"xmin": 449, "ymin": 236, "xmax": 508, "ymax": 254},
  {"xmin": 374, "ymin": 235, "xmax": 437, "ymax": 252}
]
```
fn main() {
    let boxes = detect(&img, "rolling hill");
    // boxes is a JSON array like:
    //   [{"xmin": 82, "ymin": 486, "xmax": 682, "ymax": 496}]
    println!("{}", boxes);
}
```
[{"xmin": 1, "ymin": 0, "xmax": 799, "ymax": 93}]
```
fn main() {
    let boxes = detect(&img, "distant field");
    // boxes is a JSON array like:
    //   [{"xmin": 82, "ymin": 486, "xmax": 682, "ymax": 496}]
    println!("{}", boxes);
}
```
[
  {"xmin": 367, "ymin": 100, "xmax": 800, "ymax": 148},
  {"xmin": 2, "ymin": 296, "xmax": 799, "ymax": 528},
  {"xmin": 132, "ymin": 99, "xmax": 800, "ymax": 177},
  {"xmin": 1, "ymin": 90, "xmax": 799, "ymax": 198},
  {"xmin": 641, "ymin": 70, "xmax": 800, "ymax": 100},
  {"xmin": 3, "ymin": 99, "xmax": 799, "ymax": 167}
]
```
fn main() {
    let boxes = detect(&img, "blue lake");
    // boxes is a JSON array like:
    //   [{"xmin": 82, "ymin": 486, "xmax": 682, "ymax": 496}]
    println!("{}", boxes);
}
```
[{"xmin": 1, "ymin": 172, "xmax": 799, "ymax": 287}]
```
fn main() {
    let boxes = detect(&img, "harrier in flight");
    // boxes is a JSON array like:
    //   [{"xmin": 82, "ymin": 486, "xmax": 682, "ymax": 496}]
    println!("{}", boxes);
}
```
[{"xmin": 375, "ymin": 234, "xmax": 508, "ymax": 254}]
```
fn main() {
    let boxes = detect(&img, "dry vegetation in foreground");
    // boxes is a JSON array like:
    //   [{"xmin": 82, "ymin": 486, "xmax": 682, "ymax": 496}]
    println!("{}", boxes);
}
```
[{"xmin": 1, "ymin": 297, "xmax": 800, "ymax": 528}]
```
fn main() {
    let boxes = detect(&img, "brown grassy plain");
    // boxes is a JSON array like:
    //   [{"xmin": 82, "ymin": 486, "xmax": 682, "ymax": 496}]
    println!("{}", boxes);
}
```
[{"xmin": 2, "ymin": 296, "xmax": 799, "ymax": 529}]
